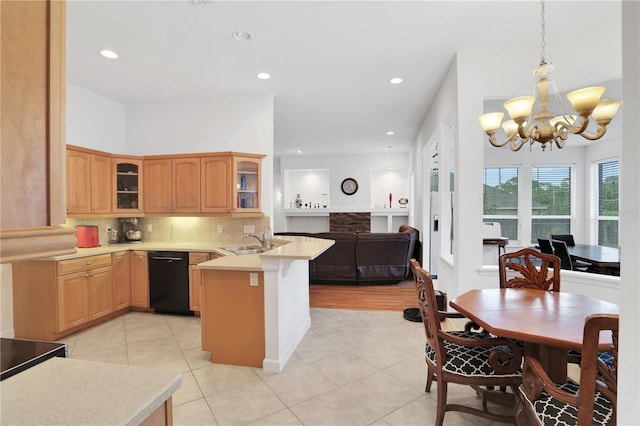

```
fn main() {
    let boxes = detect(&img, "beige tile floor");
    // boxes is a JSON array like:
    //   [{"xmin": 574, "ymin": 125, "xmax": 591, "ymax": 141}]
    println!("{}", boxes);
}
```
[{"xmin": 58, "ymin": 309, "xmax": 514, "ymax": 426}]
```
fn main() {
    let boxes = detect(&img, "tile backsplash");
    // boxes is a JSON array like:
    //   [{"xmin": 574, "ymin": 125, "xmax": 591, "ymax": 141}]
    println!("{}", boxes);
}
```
[{"xmin": 64, "ymin": 216, "xmax": 272, "ymax": 247}]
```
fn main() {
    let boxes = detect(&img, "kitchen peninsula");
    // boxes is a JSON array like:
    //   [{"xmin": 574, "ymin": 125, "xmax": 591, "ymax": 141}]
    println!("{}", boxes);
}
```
[{"xmin": 198, "ymin": 235, "xmax": 333, "ymax": 373}]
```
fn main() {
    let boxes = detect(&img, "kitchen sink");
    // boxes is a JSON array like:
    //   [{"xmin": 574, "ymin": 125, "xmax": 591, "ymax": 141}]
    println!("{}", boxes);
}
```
[{"xmin": 221, "ymin": 245, "xmax": 267, "ymax": 255}]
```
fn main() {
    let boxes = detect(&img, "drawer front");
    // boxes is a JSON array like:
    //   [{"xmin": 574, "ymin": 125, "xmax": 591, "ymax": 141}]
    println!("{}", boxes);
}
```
[
  {"xmin": 57, "ymin": 254, "xmax": 112, "ymax": 275},
  {"xmin": 189, "ymin": 252, "xmax": 210, "ymax": 265}
]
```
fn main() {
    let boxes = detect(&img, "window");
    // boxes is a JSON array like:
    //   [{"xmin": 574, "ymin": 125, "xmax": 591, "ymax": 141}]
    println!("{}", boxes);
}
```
[
  {"xmin": 597, "ymin": 160, "xmax": 619, "ymax": 247},
  {"xmin": 531, "ymin": 166, "xmax": 571, "ymax": 244},
  {"xmin": 483, "ymin": 167, "xmax": 518, "ymax": 241}
]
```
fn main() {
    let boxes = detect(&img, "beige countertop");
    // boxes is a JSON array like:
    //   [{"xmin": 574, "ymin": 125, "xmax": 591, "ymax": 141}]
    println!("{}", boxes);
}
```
[
  {"xmin": 34, "ymin": 236, "xmax": 334, "ymax": 272},
  {"xmin": 0, "ymin": 357, "xmax": 181, "ymax": 426},
  {"xmin": 199, "ymin": 235, "xmax": 334, "ymax": 271}
]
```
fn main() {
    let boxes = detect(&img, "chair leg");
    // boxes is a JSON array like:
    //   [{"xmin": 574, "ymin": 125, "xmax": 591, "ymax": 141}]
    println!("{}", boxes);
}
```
[
  {"xmin": 425, "ymin": 367, "xmax": 435, "ymax": 392},
  {"xmin": 435, "ymin": 378, "xmax": 448, "ymax": 426}
]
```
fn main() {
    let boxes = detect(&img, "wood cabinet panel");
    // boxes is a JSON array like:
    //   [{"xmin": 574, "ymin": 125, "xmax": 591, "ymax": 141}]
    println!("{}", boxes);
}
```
[
  {"xmin": 87, "ymin": 266, "xmax": 113, "ymax": 320},
  {"xmin": 201, "ymin": 156, "xmax": 232, "ymax": 214},
  {"xmin": 112, "ymin": 251, "xmax": 131, "ymax": 310},
  {"xmin": 90, "ymin": 154, "xmax": 112, "ymax": 213},
  {"xmin": 188, "ymin": 252, "xmax": 216, "ymax": 312},
  {"xmin": 1, "ymin": 0, "xmax": 66, "ymax": 230},
  {"xmin": 66, "ymin": 149, "xmax": 91, "ymax": 213},
  {"xmin": 57, "ymin": 253, "xmax": 111, "ymax": 275},
  {"xmin": 201, "ymin": 269, "xmax": 265, "ymax": 367},
  {"xmin": 66, "ymin": 147, "xmax": 112, "ymax": 215},
  {"xmin": 56, "ymin": 271, "xmax": 89, "ymax": 331},
  {"xmin": 144, "ymin": 159, "xmax": 172, "ymax": 213},
  {"xmin": 172, "ymin": 158, "xmax": 201, "ymax": 213},
  {"xmin": 131, "ymin": 250, "xmax": 149, "ymax": 308}
]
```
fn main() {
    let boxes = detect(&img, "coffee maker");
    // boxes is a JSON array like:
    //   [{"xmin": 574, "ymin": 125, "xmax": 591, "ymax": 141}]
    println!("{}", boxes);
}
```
[{"xmin": 119, "ymin": 218, "xmax": 142, "ymax": 243}]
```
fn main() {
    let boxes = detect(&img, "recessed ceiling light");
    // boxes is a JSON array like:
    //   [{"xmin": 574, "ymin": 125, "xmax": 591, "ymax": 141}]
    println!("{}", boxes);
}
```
[
  {"xmin": 296, "ymin": 149, "xmax": 302, "ymax": 154},
  {"xmin": 257, "ymin": 72, "xmax": 271, "ymax": 80},
  {"xmin": 100, "ymin": 50, "xmax": 119, "ymax": 59},
  {"xmin": 233, "ymin": 31, "xmax": 252, "ymax": 41},
  {"xmin": 386, "ymin": 131, "xmax": 395, "ymax": 135},
  {"xmin": 390, "ymin": 77, "xmax": 403, "ymax": 84}
]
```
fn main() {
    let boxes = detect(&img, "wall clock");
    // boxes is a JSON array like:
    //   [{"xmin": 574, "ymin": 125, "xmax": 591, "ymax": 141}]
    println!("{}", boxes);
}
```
[{"xmin": 340, "ymin": 178, "xmax": 359, "ymax": 195}]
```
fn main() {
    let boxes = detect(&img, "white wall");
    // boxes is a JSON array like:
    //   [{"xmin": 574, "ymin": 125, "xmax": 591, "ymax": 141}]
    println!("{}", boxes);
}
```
[
  {"xmin": 280, "ymin": 152, "xmax": 409, "ymax": 211},
  {"xmin": 126, "ymin": 94, "xmax": 275, "ymax": 219},
  {"xmin": 66, "ymin": 83, "xmax": 127, "ymax": 153}
]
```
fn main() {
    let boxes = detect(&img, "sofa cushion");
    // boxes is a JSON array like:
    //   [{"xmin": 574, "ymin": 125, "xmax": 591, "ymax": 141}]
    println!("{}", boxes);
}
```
[
  {"xmin": 310, "ymin": 232, "xmax": 357, "ymax": 283},
  {"xmin": 356, "ymin": 233, "xmax": 410, "ymax": 284}
]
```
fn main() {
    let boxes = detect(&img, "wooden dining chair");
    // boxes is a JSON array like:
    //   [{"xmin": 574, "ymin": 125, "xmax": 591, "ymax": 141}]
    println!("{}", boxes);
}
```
[
  {"xmin": 515, "ymin": 313, "xmax": 618, "ymax": 426},
  {"xmin": 499, "ymin": 247, "xmax": 561, "ymax": 291},
  {"xmin": 410, "ymin": 259, "xmax": 523, "ymax": 426}
]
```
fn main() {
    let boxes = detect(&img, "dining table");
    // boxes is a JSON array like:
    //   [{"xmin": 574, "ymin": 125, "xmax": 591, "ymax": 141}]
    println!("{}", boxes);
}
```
[
  {"xmin": 449, "ymin": 288, "xmax": 619, "ymax": 383},
  {"xmin": 567, "ymin": 244, "xmax": 620, "ymax": 275}
]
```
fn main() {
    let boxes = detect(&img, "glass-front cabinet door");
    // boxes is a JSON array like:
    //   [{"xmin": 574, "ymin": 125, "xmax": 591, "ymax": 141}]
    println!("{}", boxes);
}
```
[
  {"xmin": 232, "ymin": 154, "xmax": 264, "ymax": 215},
  {"xmin": 113, "ymin": 157, "xmax": 143, "ymax": 214}
]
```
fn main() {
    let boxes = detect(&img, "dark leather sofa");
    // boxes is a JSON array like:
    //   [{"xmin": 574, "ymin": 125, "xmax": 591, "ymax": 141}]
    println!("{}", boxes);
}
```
[{"xmin": 276, "ymin": 225, "xmax": 420, "ymax": 285}]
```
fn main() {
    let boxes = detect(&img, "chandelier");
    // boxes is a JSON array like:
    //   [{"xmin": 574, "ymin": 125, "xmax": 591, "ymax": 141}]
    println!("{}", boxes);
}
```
[{"xmin": 477, "ymin": 0, "xmax": 622, "ymax": 151}]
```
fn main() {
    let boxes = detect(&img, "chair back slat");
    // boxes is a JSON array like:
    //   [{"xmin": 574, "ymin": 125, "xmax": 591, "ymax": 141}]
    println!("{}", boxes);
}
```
[{"xmin": 499, "ymin": 248, "xmax": 561, "ymax": 291}]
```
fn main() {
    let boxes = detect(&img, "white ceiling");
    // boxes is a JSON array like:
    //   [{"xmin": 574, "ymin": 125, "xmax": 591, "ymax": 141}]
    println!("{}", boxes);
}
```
[{"xmin": 66, "ymin": 1, "xmax": 621, "ymax": 157}]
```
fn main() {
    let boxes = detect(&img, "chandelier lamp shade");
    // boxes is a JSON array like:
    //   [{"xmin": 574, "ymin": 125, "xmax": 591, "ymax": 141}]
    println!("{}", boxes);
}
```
[{"xmin": 477, "ymin": 1, "xmax": 622, "ymax": 152}]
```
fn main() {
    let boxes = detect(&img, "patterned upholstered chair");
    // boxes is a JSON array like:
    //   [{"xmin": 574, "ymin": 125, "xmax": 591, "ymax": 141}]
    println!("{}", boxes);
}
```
[
  {"xmin": 410, "ymin": 259, "xmax": 522, "ymax": 426},
  {"xmin": 515, "ymin": 314, "xmax": 618, "ymax": 425}
]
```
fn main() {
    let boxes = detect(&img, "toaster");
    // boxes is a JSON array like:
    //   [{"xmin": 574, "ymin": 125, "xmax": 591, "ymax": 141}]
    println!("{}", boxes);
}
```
[{"xmin": 76, "ymin": 225, "xmax": 99, "ymax": 248}]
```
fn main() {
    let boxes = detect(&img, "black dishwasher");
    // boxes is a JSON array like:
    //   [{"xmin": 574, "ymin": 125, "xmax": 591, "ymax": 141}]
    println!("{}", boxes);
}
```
[{"xmin": 148, "ymin": 251, "xmax": 193, "ymax": 315}]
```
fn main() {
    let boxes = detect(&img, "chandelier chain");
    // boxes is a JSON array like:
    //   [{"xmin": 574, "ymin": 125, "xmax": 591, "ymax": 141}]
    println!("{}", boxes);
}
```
[{"xmin": 540, "ymin": 0, "xmax": 547, "ymax": 65}]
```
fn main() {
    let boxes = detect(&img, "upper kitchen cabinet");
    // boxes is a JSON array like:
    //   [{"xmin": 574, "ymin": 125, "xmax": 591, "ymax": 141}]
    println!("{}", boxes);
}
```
[
  {"xmin": 113, "ymin": 157, "xmax": 143, "ymax": 215},
  {"xmin": 233, "ymin": 154, "xmax": 265, "ymax": 216},
  {"xmin": 201, "ymin": 154, "xmax": 232, "ymax": 215},
  {"xmin": 144, "ymin": 156, "xmax": 201, "ymax": 214},
  {"xmin": 66, "ymin": 146, "xmax": 111, "ymax": 215},
  {"xmin": 0, "ymin": 0, "xmax": 76, "ymax": 262}
]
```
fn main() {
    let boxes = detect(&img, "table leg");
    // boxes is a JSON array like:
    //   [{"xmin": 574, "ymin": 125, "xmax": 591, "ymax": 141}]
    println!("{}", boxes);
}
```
[{"xmin": 524, "ymin": 344, "xmax": 568, "ymax": 384}]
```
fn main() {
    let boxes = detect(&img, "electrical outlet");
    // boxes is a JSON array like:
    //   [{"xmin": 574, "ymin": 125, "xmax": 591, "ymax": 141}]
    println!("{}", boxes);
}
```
[
  {"xmin": 249, "ymin": 273, "xmax": 258, "ymax": 287},
  {"xmin": 243, "ymin": 225, "xmax": 255, "ymax": 234},
  {"xmin": 106, "ymin": 224, "xmax": 111, "ymax": 231},
  {"xmin": 217, "ymin": 224, "xmax": 223, "ymax": 233},
  {"xmin": 145, "ymin": 224, "xmax": 152, "ymax": 232}
]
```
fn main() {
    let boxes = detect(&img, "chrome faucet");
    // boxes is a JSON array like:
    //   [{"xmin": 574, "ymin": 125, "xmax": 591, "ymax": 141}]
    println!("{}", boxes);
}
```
[{"xmin": 245, "ymin": 232, "xmax": 268, "ymax": 249}]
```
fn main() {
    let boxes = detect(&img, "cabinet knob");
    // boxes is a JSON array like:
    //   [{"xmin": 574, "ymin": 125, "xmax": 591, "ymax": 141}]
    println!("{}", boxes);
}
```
[{"xmin": 86, "ymin": 261, "xmax": 92, "ymax": 265}]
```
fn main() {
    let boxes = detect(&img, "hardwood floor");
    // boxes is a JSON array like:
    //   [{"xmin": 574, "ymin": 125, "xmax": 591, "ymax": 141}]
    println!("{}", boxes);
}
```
[{"xmin": 309, "ymin": 279, "xmax": 418, "ymax": 311}]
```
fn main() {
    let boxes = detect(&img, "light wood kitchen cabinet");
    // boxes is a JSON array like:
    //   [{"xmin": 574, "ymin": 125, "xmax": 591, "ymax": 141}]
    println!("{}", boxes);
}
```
[
  {"xmin": 86, "ymin": 265, "xmax": 113, "ymax": 320},
  {"xmin": 144, "ymin": 157, "xmax": 200, "ymax": 214},
  {"xmin": 113, "ymin": 157, "xmax": 144, "ymax": 214},
  {"xmin": 232, "ymin": 154, "xmax": 265, "ymax": 216},
  {"xmin": 112, "ymin": 251, "xmax": 132, "ymax": 310},
  {"xmin": 188, "ymin": 252, "xmax": 221, "ymax": 312},
  {"xmin": 12, "ymin": 253, "xmax": 113, "ymax": 340},
  {"xmin": 1, "ymin": 0, "xmax": 76, "ymax": 262},
  {"xmin": 66, "ymin": 149, "xmax": 91, "ymax": 213},
  {"xmin": 131, "ymin": 250, "xmax": 149, "ymax": 308},
  {"xmin": 201, "ymin": 155, "xmax": 232, "ymax": 214},
  {"xmin": 66, "ymin": 146, "xmax": 112, "ymax": 215}
]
